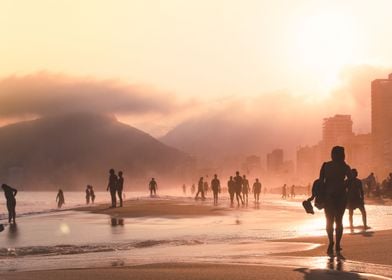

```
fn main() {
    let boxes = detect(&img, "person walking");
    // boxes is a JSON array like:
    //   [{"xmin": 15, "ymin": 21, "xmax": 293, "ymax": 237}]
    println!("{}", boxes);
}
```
[
  {"xmin": 242, "ymin": 175, "xmax": 250, "ymax": 205},
  {"xmin": 85, "ymin": 185, "xmax": 91, "ymax": 205},
  {"xmin": 195, "ymin": 177, "xmax": 205, "ymax": 200},
  {"xmin": 56, "ymin": 189, "xmax": 65, "ymax": 208},
  {"xmin": 347, "ymin": 169, "xmax": 368, "ymax": 230},
  {"xmin": 2, "ymin": 184, "xmax": 17, "ymax": 224},
  {"xmin": 228, "ymin": 176, "xmax": 235, "ymax": 206},
  {"xmin": 252, "ymin": 178, "xmax": 262, "ymax": 203},
  {"xmin": 211, "ymin": 174, "xmax": 221, "ymax": 205},
  {"xmin": 117, "ymin": 171, "xmax": 124, "ymax": 207},
  {"xmin": 149, "ymin": 178, "xmax": 157, "ymax": 197},
  {"xmin": 234, "ymin": 171, "xmax": 244, "ymax": 206}
]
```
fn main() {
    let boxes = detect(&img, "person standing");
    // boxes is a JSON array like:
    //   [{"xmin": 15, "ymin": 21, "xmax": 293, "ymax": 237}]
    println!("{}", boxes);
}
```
[
  {"xmin": 211, "ymin": 174, "xmax": 221, "ymax": 205},
  {"xmin": 290, "ymin": 185, "xmax": 296, "ymax": 198},
  {"xmin": 228, "ymin": 176, "xmax": 235, "ymax": 206},
  {"xmin": 107, "ymin": 169, "xmax": 118, "ymax": 208},
  {"xmin": 319, "ymin": 146, "xmax": 352, "ymax": 256},
  {"xmin": 281, "ymin": 184, "xmax": 287, "ymax": 199},
  {"xmin": 2, "ymin": 184, "xmax": 17, "ymax": 224},
  {"xmin": 90, "ymin": 185, "xmax": 96, "ymax": 204},
  {"xmin": 149, "ymin": 178, "xmax": 157, "ymax": 197},
  {"xmin": 234, "ymin": 171, "xmax": 244, "ymax": 206},
  {"xmin": 195, "ymin": 177, "xmax": 205, "ymax": 200},
  {"xmin": 182, "ymin": 184, "xmax": 186, "ymax": 195},
  {"xmin": 242, "ymin": 175, "xmax": 250, "ymax": 205},
  {"xmin": 56, "ymin": 189, "xmax": 65, "ymax": 208},
  {"xmin": 347, "ymin": 169, "xmax": 368, "ymax": 230},
  {"xmin": 252, "ymin": 178, "xmax": 262, "ymax": 203},
  {"xmin": 117, "ymin": 171, "xmax": 124, "ymax": 207},
  {"xmin": 85, "ymin": 185, "xmax": 91, "ymax": 204}
]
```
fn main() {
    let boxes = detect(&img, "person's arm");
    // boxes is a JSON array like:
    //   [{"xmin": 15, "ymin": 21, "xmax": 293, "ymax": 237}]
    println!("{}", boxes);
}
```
[
  {"xmin": 359, "ymin": 180, "xmax": 365, "ymax": 202},
  {"xmin": 12, "ymin": 188, "xmax": 17, "ymax": 197}
]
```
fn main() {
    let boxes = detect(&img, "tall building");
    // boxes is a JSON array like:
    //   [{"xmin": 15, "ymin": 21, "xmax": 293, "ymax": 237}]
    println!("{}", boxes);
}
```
[
  {"xmin": 372, "ymin": 73, "xmax": 392, "ymax": 178},
  {"xmin": 266, "ymin": 149, "xmax": 283, "ymax": 174},
  {"xmin": 321, "ymin": 115, "xmax": 354, "ymax": 159}
]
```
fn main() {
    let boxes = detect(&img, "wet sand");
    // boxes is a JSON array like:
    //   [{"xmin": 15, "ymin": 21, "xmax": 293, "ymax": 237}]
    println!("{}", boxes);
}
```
[
  {"xmin": 1, "ymin": 262, "xmax": 383, "ymax": 280},
  {"xmin": 275, "ymin": 229, "xmax": 392, "ymax": 266},
  {"xmin": 75, "ymin": 199, "xmax": 226, "ymax": 218}
]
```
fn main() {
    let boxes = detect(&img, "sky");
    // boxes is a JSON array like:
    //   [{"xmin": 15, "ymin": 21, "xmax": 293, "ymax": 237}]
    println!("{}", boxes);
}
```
[{"xmin": 1, "ymin": 0, "xmax": 392, "ymax": 143}]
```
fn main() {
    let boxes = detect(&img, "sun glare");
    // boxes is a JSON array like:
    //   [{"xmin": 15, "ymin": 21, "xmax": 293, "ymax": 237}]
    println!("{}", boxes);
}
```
[{"xmin": 293, "ymin": 11, "xmax": 357, "ymax": 92}]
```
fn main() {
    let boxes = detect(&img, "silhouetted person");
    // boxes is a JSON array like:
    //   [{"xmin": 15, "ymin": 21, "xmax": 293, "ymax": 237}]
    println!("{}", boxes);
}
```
[
  {"xmin": 228, "ymin": 176, "xmax": 235, "ymax": 205},
  {"xmin": 149, "ymin": 178, "xmax": 157, "ymax": 197},
  {"xmin": 234, "ymin": 171, "xmax": 244, "ymax": 206},
  {"xmin": 347, "ymin": 169, "xmax": 368, "ymax": 230},
  {"xmin": 319, "ymin": 146, "xmax": 352, "ymax": 256},
  {"xmin": 182, "ymin": 184, "xmax": 186, "ymax": 195},
  {"xmin": 107, "ymin": 169, "xmax": 118, "ymax": 208},
  {"xmin": 211, "ymin": 174, "xmax": 221, "ymax": 205},
  {"xmin": 242, "ymin": 175, "xmax": 250, "ymax": 204},
  {"xmin": 252, "ymin": 178, "xmax": 262, "ymax": 203},
  {"xmin": 365, "ymin": 172, "xmax": 376, "ymax": 198},
  {"xmin": 281, "ymin": 184, "xmax": 287, "ymax": 199},
  {"xmin": 2, "ymin": 184, "xmax": 17, "ymax": 224},
  {"xmin": 90, "ymin": 185, "xmax": 96, "ymax": 204},
  {"xmin": 290, "ymin": 185, "xmax": 296, "ymax": 198},
  {"xmin": 56, "ymin": 189, "xmax": 65, "ymax": 208},
  {"xmin": 117, "ymin": 171, "xmax": 124, "ymax": 207},
  {"xmin": 203, "ymin": 180, "xmax": 209, "ymax": 196},
  {"xmin": 195, "ymin": 177, "xmax": 205, "ymax": 200},
  {"xmin": 191, "ymin": 184, "xmax": 196, "ymax": 195},
  {"xmin": 85, "ymin": 185, "xmax": 91, "ymax": 204}
]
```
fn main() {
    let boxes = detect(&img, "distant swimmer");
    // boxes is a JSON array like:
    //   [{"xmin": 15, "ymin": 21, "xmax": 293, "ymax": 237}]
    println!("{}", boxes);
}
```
[
  {"xmin": 107, "ymin": 169, "xmax": 118, "ymax": 208},
  {"xmin": 234, "ymin": 171, "xmax": 244, "ymax": 206},
  {"xmin": 290, "ymin": 185, "xmax": 296, "ymax": 198},
  {"xmin": 85, "ymin": 185, "xmax": 91, "ymax": 204},
  {"xmin": 252, "ymin": 178, "xmax": 262, "ymax": 203},
  {"xmin": 228, "ymin": 176, "xmax": 235, "ymax": 206},
  {"xmin": 117, "ymin": 171, "xmax": 124, "ymax": 207},
  {"xmin": 2, "ymin": 184, "xmax": 17, "ymax": 224},
  {"xmin": 347, "ymin": 169, "xmax": 368, "ymax": 230},
  {"xmin": 56, "ymin": 189, "xmax": 65, "ymax": 208},
  {"xmin": 211, "ymin": 174, "xmax": 221, "ymax": 205},
  {"xmin": 242, "ymin": 175, "xmax": 250, "ymax": 205},
  {"xmin": 195, "ymin": 177, "xmax": 205, "ymax": 200},
  {"xmin": 281, "ymin": 184, "xmax": 287, "ymax": 199},
  {"xmin": 149, "ymin": 178, "xmax": 158, "ymax": 197}
]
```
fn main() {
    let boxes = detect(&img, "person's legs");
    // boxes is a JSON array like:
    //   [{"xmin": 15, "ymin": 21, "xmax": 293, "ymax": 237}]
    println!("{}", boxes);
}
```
[
  {"xmin": 359, "ymin": 205, "xmax": 367, "ymax": 228},
  {"xmin": 117, "ymin": 190, "xmax": 123, "ymax": 207},
  {"xmin": 230, "ymin": 192, "xmax": 234, "ymax": 204},
  {"xmin": 349, "ymin": 209, "xmax": 354, "ymax": 228},
  {"xmin": 335, "ymin": 208, "xmax": 345, "ymax": 252},
  {"xmin": 324, "ymin": 207, "xmax": 334, "ymax": 254},
  {"xmin": 110, "ymin": 189, "xmax": 117, "ymax": 207}
]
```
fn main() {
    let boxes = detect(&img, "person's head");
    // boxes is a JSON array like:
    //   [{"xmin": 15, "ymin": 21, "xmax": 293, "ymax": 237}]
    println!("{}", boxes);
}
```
[
  {"xmin": 243, "ymin": 175, "xmax": 246, "ymax": 179},
  {"xmin": 371, "ymin": 172, "xmax": 374, "ymax": 176},
  {"xmin": 352, "ymin": 169, "xmax": 358, "ymax": 178},
  {"xmin": 214, "ymin": 174, "xmax": 217, "ymax": 178},
  {"xmin": 119, "ymin": 171, "xmax": 123, "ymax": 177},
  {"xmin": 109, "ymin": 169, "xmax": 115, "ymax": 174},
  {"xmin": 331, "ymin": 146, "xmax": 345, "ymax": 162},
  {"xmin": 256, "ymin": 178, "xmax": 259, "ymax": 182},
  {"xmin": 58, "ymin": 189, "xmax": 62, "ymax": 192},
  {"xmin": 1, "ymin": 184, "xmax": 6, "ymax": 190},
  {"xmin": 236, "ymin": 171, "xmax": 239, "ymax": 175},
  {"xmin": 152, "ymin": 177, "xmax": 155, "ymax": 181}
]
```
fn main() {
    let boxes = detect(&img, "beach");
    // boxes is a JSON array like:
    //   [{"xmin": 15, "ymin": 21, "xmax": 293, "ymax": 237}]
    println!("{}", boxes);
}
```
[{"xmin": 1, "ymin": 193, "xmax": 392, "ymax": 279}]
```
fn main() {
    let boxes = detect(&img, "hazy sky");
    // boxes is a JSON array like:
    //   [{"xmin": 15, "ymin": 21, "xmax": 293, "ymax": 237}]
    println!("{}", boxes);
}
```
[{"xmin": 1, "ymin": 0, "xmax": 392, "ymax": 138}]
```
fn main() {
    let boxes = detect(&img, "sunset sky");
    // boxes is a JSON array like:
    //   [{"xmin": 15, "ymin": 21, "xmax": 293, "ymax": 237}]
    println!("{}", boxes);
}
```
[{"xmin": 1, "ymin": 0, "xmax": 392, "ymax": 140}]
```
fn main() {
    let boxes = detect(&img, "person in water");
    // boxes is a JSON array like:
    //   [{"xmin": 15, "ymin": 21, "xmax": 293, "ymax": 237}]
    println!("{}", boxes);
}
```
[
  {"xmin": 242, "ymin": 175, "xmax": 250, "ymax": 205},
  {"xmin": 117, "ymin": 171, "xmax": 124, "ymax": 207},
  {"xmin": 107, "ymin": 169, "xmax": 118, "ymax": 208},
  {"xmin": 149, "ymin": 178, "xmax": 157, "ymax": 197},
  {"xmin": 211, "ymin": 174, "xmax": 221, "ymax": 205},
  {"xmin": 252, "ymin": 178, "xmax": 262, "ymax": 203},
  {"xmin": 319, "ymin": 146, "xmax": 352, "ymax": 256},
  {"xmin": 228, "ymin": 176, "xmax": 235, "ymax": 205},
  {"xmin": 234, "ymin": 171, "xmax": 244, "ymax": 206},
  {"xmin": 195, "ymin": 177, "xmax": 205, "ymax": 200},
  {"xmin": 85, "ymin": 185, "xmax": 90, "ymax": 204},
  {"xmin": 56, "ymin": 189, "xmax": 65, "ymax": 208},
  {"xmin": 347, "ymin": 169, "xmax": 368, "ymax": 230},
  {"xmin": 2, "ymin": 184, "xmax": 17, "ymax": 224}
]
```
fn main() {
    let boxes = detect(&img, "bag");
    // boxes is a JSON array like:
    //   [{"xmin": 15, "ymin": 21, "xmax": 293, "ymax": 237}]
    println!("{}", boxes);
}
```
[
  {"xmin": 312, "ymin": 179, "xmax": 326, "ymax": 210},
  {"xmin": 302, "ymin": 200, "xmax": 314, "ymax": 214}
]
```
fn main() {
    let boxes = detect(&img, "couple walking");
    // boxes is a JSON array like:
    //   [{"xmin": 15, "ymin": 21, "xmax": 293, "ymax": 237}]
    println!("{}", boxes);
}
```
[{"xmin": 107, "ymin": 169, "xmax": 125, "ymax": 208}]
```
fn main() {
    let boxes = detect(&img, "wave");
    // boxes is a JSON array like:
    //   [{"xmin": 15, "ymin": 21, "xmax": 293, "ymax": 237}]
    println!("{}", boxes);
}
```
[{"xmin": 0, "ymin": 239, "xmax": 205, "ymax": 258}]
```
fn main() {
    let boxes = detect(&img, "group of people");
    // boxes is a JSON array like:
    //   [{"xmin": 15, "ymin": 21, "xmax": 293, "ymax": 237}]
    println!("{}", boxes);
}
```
[
  {"xmin": 85, "ymin": 185, "xmax": 96, "ymax": 205},
  {"xmin": 281, "ymin": 184, "xmax": 296, "ymax": 199},
  {"xmin": 107, "ymin": 169, "xmax": 124, "ymax": 208},
  {"xmin": 194, "ymin": 172, "xmax": 263, "ymax": 206}
]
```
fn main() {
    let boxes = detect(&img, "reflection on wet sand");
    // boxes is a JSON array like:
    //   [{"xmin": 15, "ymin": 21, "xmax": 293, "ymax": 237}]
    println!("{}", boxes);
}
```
[{"xmin": 111, "ymin": 218, "xmax": 124, "ymax": 227}]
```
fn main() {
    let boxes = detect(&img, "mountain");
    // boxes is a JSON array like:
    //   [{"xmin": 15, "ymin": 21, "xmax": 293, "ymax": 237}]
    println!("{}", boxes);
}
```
[{"xmin": 0, "ymin": 113, "xmax": 192, "ymax": 190}]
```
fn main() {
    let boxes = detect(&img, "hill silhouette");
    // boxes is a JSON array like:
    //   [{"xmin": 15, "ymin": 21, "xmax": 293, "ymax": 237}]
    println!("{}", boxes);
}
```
[{"xmin": 0, "ymin": 113, "xmax": 193, "ymax": 190}]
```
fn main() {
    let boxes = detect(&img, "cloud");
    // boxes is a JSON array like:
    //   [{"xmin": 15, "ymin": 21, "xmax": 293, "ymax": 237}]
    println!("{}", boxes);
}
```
[{"xmin": 0, "ymin": 72, "xmax": 178, "ymax": 117}]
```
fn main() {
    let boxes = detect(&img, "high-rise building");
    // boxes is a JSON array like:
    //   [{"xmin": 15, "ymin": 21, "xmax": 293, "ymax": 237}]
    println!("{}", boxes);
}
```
[
  {"xmin": 267, "ymin": 149, "xmax": 283, "ymax": 174},
  {"xmin": 371, "ymin": 74, "xmax": 392, "ymax": 178}
]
